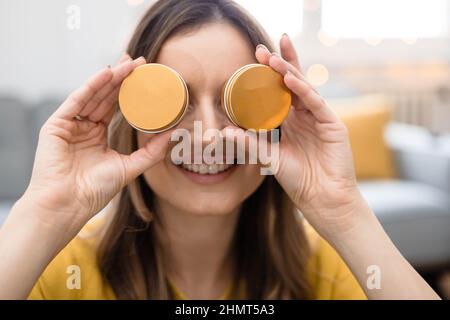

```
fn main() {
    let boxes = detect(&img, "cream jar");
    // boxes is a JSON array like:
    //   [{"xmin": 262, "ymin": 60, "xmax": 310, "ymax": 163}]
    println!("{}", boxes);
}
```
[
  {"xmin": 221, "ymin": 64, "xmax": 291, "ymax": 130},
  {"xmin": 118, "ymin": 63, "xmax": 189, "ymax": 133}
]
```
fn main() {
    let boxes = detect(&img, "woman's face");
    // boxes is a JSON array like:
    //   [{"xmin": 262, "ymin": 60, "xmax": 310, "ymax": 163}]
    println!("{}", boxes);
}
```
[{"xmin": 137, "ymin": 22, "xmax": 265, "ymax": 215}]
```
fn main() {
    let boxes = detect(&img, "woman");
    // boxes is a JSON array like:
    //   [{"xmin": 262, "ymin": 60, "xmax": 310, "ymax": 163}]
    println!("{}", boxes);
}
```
[{"xmin": 0, "ymin": 0, "xmax": 440, "ymax": 299}]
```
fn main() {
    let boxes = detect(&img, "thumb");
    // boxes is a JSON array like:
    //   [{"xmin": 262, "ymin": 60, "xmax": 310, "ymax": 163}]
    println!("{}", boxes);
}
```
[{"xmin": 120, "ymin": 129, "xmax": 174, "ymax": 185}]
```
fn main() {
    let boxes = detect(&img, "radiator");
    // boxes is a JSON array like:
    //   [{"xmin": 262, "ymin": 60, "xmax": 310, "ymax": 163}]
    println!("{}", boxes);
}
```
[{"xmin": 382, "ymin": 87, "xmax": 450, "ymax": 134}]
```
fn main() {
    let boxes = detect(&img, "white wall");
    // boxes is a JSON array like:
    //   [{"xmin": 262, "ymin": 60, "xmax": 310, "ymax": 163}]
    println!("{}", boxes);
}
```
[
  {"xmin": 0, "ymin": 0, "xmax": 149, "ymax": 102},
  {"xmin": 1, "ymin": 0, "xmax": 449, "ymax": 102}
]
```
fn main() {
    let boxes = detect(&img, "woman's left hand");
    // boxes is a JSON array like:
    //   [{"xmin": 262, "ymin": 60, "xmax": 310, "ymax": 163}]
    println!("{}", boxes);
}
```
[
  {"xmin": 253, "ymin": 36, "xmax": 441, "ymax": 300},
  {"xmin": 255, "ymin": 35, "xmax": 367, "ymax": 239}
]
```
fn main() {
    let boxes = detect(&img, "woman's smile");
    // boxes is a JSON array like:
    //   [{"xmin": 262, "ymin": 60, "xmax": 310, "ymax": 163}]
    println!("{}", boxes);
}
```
[{"xmin": 174, "ymin": 160, "xmax": 238, "ymax": 185}]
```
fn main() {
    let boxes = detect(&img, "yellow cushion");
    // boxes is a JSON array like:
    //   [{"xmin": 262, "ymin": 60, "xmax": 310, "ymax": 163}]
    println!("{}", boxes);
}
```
[{"xmin": 328, "ymin": 95, "xmax": 396, "ymax": 180}]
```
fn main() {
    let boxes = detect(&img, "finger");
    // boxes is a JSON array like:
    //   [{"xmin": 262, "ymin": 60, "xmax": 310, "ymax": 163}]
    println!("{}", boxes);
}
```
[
  {"xmin": 120, "ymin": 129, "xmax": 174, "ymax": 185},
  {"xmin": 53, "ymin": 67, "xmax": 113, "ymax": 120},
  {"xmin": 117, "ymin": 53, "xmax": 131, "ymax": 64},
  {"xmin": 90, "ymin": 86, "xmax": 120, "ymax": 125},
  {"xmin": 79, "ymin": 56, "xmax": 136, "ymax": 117},
  {"xmin": 255, "ymin": 44, "xmax": 271, "ymax": 65},
  {"xmin": 89, "ymin": 57, "xmax": 147, "ymax": 123},
  {"xmin": 269, "ymin": 52, "xmax": 302, "ymax": 79},
  {"xmin": 269, "ymin": 52, "xmax": 320, "ymax": 97},
  {"xmin": 102, "ymin": 102, "xmax": 119, "ymax": 127},
  {"xmin": 268, "ymin": 60, "xmax": 308, "ymax": 112},
  {"xmin": 70, "ymin": 54, "xmax": 130, "ymax": 120},
  {"xmin": 256, "ymin": 44, "xmax": 303, "ymax": 81},
  {"xmin": 284, "ymin": 71, "xmax": 339, "ymax": 123},
  {"xmin": 280, "ymin": 33, "xmax": 301, "ymax": 72},
  {"xmin": 263, "ymin": 51, "xmax": 304, "ymax": 109}
]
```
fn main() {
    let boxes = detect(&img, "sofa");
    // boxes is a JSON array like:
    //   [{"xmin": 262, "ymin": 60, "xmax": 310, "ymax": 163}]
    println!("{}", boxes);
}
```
[
  {"xmin": 359, "ymin": 123, "xmax": 450, "ymax": 268},
  {"xmin": 0, "ymin": 95, "xmax": 449, "ymax": 270}
]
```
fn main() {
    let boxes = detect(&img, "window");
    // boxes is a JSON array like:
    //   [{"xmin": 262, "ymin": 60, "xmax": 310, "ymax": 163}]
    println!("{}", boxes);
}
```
[
  {"xmin": 235, "ymin": 0, "xmax": 303, "ymax": 39},
  {"xmin": 321, "ymin": 0, "xmax": 448, "ymax": 39}
]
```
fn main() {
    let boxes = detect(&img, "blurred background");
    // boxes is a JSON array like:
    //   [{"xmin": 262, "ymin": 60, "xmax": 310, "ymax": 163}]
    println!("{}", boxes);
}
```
[{"xmin": 0, "ymin": 0, "xmax": 449, "ymax": 298}]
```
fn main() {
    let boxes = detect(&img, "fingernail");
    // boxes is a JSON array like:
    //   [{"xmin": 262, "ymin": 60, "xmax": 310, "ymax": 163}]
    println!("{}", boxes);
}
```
[
  {"xmin": 271, "ymin": 52, "xmax": 280, "ymax": 58},
  {"xmin": 256, "ymin": 44, "xmax": 268, "ymax": 51}
]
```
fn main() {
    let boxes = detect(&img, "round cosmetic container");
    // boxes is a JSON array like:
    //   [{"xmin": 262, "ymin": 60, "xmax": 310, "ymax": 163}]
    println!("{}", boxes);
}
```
[
  {"xmin": 119, "ymin": 63, "xmax": 189, "ymax": 133},
  {"xmin": 222, "ymin": 64, "xmax": 291, "ymax": 130}
]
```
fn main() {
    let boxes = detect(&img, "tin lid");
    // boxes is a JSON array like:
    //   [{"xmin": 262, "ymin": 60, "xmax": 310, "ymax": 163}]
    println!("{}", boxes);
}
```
[
  {"xmin": 223, "ymin": 64, "xmax": 291, "ymax": 130},
  {"xmin": 119, "ymin": 63, "xmax": 189, "ymax": 133}
]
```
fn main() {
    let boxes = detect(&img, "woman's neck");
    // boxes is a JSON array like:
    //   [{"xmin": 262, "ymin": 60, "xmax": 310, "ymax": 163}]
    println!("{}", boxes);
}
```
[{"xmin": 154, "ymin": 197, "xmax": 240, "ymax": 299}]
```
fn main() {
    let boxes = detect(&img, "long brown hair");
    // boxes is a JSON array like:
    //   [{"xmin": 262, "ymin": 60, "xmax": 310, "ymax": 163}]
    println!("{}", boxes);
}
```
[{"xmin": 98, "ymin": 0, "xmax": 311, "ymax": 299}]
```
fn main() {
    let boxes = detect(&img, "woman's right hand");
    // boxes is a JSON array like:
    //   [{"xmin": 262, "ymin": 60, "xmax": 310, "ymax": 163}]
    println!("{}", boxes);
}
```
[
  {"xmin": 21, "ymin": 55, "xmax": 173, "ymax": 233},
  {"xmin": 0, "ymin": 55, "xmax": 175, "ymax": 299}
]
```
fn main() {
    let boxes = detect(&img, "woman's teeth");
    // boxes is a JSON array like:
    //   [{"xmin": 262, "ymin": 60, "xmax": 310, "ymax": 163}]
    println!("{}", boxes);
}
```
[{"xmin": 181, "ymin": 163, "xmax": 233, "ymax": 174}]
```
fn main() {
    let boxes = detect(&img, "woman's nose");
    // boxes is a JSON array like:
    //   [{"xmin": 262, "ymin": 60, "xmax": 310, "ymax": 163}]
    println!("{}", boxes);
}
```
[{"xmin": 194, "ymin": 97, "xmax": 230, "ymax": 131}]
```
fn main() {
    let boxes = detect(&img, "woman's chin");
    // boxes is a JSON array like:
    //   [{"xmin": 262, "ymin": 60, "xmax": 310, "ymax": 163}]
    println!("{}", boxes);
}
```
[{"xmin": 172, "ymin": 197, "xmax": 240, "ymax": 216}]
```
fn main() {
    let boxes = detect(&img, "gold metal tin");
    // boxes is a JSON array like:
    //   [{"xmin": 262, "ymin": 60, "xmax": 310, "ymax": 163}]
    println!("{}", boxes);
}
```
[
  {"xmin": 222, "ymin": 64, "xmax": 291, "ymax": 130},
  {"xmin": 119, "ymin": 63, "xmax": 189, "ymax": 133}
]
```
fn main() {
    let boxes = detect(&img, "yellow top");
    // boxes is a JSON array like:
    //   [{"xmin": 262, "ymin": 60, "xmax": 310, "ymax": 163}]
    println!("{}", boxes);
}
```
[{"xmin": 28, "ymin": 219, "xmax": 366, "ymax": 300}]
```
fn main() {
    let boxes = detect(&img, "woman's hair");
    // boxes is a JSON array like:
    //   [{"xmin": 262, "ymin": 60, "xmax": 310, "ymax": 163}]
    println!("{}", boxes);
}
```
[{"xmin": 98, "ymin": 0, "xmax": 311, "ymax": 299}]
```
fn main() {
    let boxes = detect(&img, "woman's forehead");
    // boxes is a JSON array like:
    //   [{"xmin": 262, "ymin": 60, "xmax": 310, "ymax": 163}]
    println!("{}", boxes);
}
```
[{"xmin": 156, "ymin": 22, "xmax": 257, "ymax": 89}]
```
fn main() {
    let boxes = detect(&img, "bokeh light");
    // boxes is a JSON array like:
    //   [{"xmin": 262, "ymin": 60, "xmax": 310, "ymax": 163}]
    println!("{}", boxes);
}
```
[
  {"xmin": 307, "ymin": 64, "xmax": 329, "ymax": 86},
  {"xmin": 318, "ymin": 29, "xmax": 338, "ymax": 47}
]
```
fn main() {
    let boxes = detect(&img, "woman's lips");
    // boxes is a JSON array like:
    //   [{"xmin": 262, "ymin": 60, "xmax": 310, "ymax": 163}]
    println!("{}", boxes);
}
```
[{"xmin": 174, "ymin": 162, "xmax": 237, "ymax": 185}]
